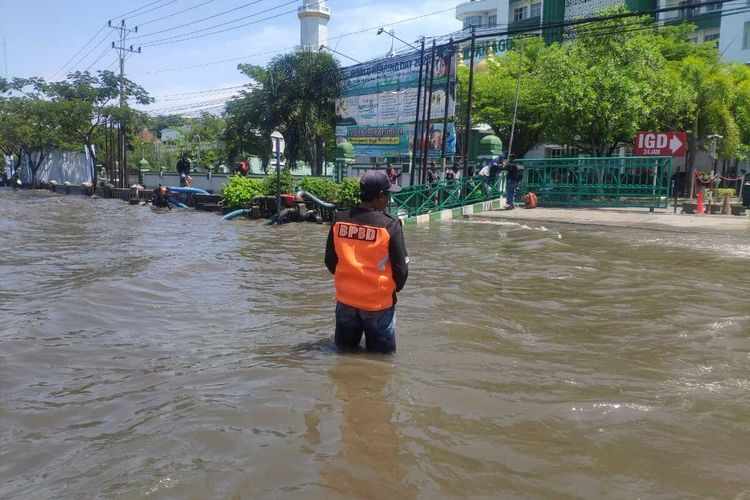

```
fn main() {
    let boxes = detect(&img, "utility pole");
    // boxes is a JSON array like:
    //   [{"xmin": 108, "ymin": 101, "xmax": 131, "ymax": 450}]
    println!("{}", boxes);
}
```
[
  {"xmin": 507, "ymin": 37, "xmax": 525, "ymax": 161},
  {"xmin": 440, "ymin": 39, "xmax": 455, "ymax": 177},
  {"xmin": 410, "ymin": 38, "xmax": 425, "ymax": 187},
  {"xmin": 109, "ymin": 20, "xmax": 141, "ymax": 188},
  {"xmin": 462, "ymin": 28, "xmax": 476, "ymax": 179},
  {"xmin": 421, "ymin": 40, "xmax": 437, "ymax": 182}
]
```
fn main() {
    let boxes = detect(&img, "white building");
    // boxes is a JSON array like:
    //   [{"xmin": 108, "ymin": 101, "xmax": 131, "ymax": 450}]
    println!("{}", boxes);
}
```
[
  {"xmin": 299, "ymin": 0, "xmax": 330, "ymax": 52},
  {"xmin": 719, "ymin": 2, "xmax": 750, "ymax": 64}
]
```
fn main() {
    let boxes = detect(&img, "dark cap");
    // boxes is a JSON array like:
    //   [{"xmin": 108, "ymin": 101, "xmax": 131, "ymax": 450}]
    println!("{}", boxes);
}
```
[{"xmin": 360, "ymin": 170, "xmax": 402, "ymax": 194}]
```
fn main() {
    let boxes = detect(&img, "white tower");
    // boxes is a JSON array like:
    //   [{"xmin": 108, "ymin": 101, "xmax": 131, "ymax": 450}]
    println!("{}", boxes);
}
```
[{"xmin": 299, "ymin": 0, "xmax": 330, "ymax": 51}]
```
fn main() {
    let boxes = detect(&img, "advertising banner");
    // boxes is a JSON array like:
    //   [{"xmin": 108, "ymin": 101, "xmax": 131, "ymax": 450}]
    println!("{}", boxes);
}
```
[{"xmin": 336, "ymin": 48, "xmax": 457, "ymax": 158}]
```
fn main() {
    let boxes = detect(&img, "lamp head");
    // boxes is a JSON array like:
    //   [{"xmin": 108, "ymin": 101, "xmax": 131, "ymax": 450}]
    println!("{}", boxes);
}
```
[{"xmin": 377, "ymin": 27, "xmax": 385, "ymax": 35}]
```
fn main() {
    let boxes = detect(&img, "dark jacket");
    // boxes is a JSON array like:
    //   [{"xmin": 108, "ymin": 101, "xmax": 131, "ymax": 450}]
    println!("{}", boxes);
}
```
[
  {"xmin": 503, "ymin": 162, "xmax": 524, "ymax": 182},
  {"xmin": 176, "ymin": 159, "xmax": 190, "ymax": 175},
  {"xmin": 325, "ymin": 207, "xmax": 408, "ymax": 311}
]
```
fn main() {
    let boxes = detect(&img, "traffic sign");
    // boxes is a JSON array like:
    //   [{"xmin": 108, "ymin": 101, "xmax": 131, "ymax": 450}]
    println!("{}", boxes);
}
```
[{"xmin": 634, "ymin": 131, "xmax": 687, "ymax": 157}]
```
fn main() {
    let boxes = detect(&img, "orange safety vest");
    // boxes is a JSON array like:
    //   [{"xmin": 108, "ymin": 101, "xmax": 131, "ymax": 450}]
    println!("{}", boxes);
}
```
[{"xmin": 332, "ymin": 221, "xmax": 396, "ymax": 311}]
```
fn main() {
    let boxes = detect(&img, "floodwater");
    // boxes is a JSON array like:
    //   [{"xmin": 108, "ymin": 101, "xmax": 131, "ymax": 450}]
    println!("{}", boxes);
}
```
[{"xmin": 1, "ymin": 189, "xmax": 749, "ymax": 499}]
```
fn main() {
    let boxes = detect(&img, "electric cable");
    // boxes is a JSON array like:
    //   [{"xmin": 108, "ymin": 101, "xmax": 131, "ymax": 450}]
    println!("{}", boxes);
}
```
[
  {"xmin": 131, "ymin": 0, "xmax": 272, "ymax": 39},
  {"xmin": 50, "ymin": 24, "xmax": 107, "ymax": 80},
  {"xmin": 139, "ymin": 0, "xmax": 307, "ymax": 46},
  {"xmin": 111, "ymin": 0, "xmax": 175, "ymax": 22},
  {"xmin": 137, "ymin": 0, "xmax": 218, "ymax": 27}
]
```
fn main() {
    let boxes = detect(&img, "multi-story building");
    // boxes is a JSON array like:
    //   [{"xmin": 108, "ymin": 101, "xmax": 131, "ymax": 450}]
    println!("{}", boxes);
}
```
[{"xmin": 455, "ymin": 0, "xmax": 750, "ymax": 62}]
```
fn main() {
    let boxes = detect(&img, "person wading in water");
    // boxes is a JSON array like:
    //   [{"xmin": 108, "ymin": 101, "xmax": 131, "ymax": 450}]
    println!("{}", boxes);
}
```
[{"xmin": 324, "ymin": 170, "xmax": 409, "ymax": 354}]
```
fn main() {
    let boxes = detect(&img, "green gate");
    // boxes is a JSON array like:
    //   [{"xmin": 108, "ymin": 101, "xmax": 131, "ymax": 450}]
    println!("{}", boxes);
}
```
[
  {"xmin": 518, "ymin": 156, "xmax": 673, "ymax": 209},
  {"xmin": 389, "ymin": 175, "xmax": 505, "ymax": 218}
]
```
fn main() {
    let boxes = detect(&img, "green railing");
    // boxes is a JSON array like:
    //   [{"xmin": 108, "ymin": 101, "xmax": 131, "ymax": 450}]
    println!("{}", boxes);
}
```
[
  {"xmin": 389, "ymin": 175, "xmax": 506, "ymax": 218},
  {"xmin": 518, "ymin": 156, "xmax": 673, "ymax": 209}
]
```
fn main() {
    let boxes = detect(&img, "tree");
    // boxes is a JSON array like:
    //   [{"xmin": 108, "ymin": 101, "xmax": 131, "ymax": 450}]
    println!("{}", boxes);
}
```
[
  {"xmin": 535, "ymin": 11, "xmax": 688, "ymax": 157},
  {"xmin": 0, "ymin": 97, "xmax": 70, "ymax": 187},
  {"xmin": 231, "ymin": 50, "xmax": 344, "ymax": 175},
  {"xmin": 46, "ymin": 71, "xmax": 153, "ymax": 184},
  {"xmin": 471, "ymin": 38, "xmax": 548, "ymax": 158}
]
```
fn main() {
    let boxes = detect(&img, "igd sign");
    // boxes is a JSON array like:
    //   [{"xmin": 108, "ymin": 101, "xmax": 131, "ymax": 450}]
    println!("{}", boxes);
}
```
[{"xmin": 634, "ymin": 131, "xmax": 686, "ymax": 157}]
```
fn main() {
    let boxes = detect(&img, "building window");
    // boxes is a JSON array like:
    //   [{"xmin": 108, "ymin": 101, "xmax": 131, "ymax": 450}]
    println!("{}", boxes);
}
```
[
  {"xmin": 704, "ymin": 33, "xmax": 720, "ymax": 43},
  {"xmin": 705, "ymin": 1, "xmax": 721, "ymax": 11},
  {"xmin": 530, "ymin": 3, "xmax": 541, "ymax": 17},
  {"xmin": 689, "ymin": 37, "xmax": 699, "ymax": 44},
  {"xmin": 488, "ymin": 15, "xmax": 497, "ymax": 27},
  {"xmin": 744, "ymin": 21, "xmax": 750, "ymax": 49},
  {"xmin": 514, "ymin": 6, "xmax": 528, "ymax": 21},
  {"xmin": 678, "ymin": 0, "xmax": 698, "ymax": 18},
  {"xmin": 463, "ymin": 15, "xmax": 482, "ymax": 29}
]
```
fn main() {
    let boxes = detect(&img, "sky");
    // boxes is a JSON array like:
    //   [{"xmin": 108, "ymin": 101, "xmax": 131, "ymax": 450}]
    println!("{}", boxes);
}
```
[{"xmin": 1, "ymin": 0, "xmax": 462, "ymax": 114}]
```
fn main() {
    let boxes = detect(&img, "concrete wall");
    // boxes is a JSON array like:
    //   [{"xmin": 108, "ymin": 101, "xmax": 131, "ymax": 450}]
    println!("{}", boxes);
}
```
[{"xmin": 19, "ymin": 150, "xmax": 90, "ymax": 185}]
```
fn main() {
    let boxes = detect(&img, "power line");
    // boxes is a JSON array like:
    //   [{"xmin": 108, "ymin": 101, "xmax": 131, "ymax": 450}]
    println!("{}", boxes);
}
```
[
  {"xmin": 154, "ymin": 84, "xmax": 249, "ymax": 99},
  {"xmin": 50, "ymin": 23, "xmax": 107, "ymax": 80},
  {"xmin": 122, "ymin": 0, "xmax": 181, "ymax": 21},
  {"xmin": 63, "ymin": 29, "xmax": 113, "ymax": 76},
  {"xmin": 140, "ymin": 0, "xmax": 302, "ymax": 46},
  {"xmin": 132, "ymin": 0, "xmax": 271, "ymax": 39},
  {"xmin": 132, "ymin": 4, "xmax": 456, "ymax": 74},
  {"xmin": 85, "ymin": 44, "xmax": 112, "ymax": 72},
  {"xmin": 134, "ymin": 1, "xmax": 749, "ymax": 115},
  {"xmin": 111, "ymin": 0, "xmax": 174, "ymax": 22},
  {"xmin": 138, "ymin": 0, "xmax": 218, "ymax": 27}
]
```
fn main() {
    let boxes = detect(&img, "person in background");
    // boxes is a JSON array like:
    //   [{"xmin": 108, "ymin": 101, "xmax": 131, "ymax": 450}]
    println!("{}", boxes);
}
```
[
  {"xmin": 176, "ymin": 153, "xmax": 191, "ymax": 187},
  {"xmin": 234, "ymin": 158, "xmax": 250, "ymax": 177},
  {"xmin": 444, "ymin": 166, "xmax": 456, "ymax": 182},
  {"xmin": 478, "ymin": 161, "xmax": 491, "ymax": 177},
  {"xmin": 386, "ymin": 162, "xmax": 400, "ymax": 185},
  {"xmin": 426, "ymin": 162, "xmax": 439, "ymax": 184},
  {"xmin": 502, "ymin": 154, "xmax": 524, "ymax": 209},
  {"xmin": 324, "ymin": 170, "xmax": 408, "ymax": 354},
  {"xmin": 489, "ymin": 160, "xmax": 501, "ymax": 186},
  {"xmin": 151, "ymin": 185, "xmax": 171, "ymax": 209}
]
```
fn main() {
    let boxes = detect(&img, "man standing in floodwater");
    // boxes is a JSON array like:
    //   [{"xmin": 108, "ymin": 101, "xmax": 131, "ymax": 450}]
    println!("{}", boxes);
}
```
[{"xmin": 325, "ymin": 170, "xmax": 409, "ymax": 354}]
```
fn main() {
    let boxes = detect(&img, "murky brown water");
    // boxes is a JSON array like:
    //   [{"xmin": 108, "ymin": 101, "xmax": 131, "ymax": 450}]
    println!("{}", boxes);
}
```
[{"xmin": 1, "ymin": 189, "xmax": 749, "ymax": 499}]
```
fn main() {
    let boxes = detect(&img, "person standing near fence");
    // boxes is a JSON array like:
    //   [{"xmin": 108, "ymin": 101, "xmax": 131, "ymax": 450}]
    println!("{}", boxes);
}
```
[{"xmin": 502, "ymin": 154, "xmax": 524, "ymax": 209}]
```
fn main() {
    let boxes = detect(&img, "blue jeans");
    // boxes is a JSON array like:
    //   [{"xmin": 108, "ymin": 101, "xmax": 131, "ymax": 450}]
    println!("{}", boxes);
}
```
[
  {"xmin": 335, "ymin": 302, "xmax": 396, "ymax": 354},
  {"xmin": 506, "ymin": 180, "xmax": 517, "ymax": 206}
]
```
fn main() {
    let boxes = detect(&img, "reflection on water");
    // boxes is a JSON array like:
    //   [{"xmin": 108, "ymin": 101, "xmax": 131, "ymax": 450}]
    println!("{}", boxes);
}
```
[
  {"xmin": 1, "ymin": 189, "xmax": 750, "ymax": 499},
  {"xmin": 322, "ymin": 356, "xmax": 416, "ymax": 499}
]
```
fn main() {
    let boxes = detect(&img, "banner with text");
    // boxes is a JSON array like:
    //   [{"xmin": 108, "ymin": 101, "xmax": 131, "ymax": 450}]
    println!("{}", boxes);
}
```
[{"xmin": 336, "ymin": 48, "xmax": 457, "ymax": 158}]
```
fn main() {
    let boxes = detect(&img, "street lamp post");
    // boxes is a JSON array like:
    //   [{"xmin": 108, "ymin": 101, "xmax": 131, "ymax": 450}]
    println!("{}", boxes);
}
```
[
  {"xmin": 376, "ymin": 28, "xmax": 419, "ymax": 51},
  {"xmin": 271, "ymin": 130, "xmax": 286, "ymax": 225}
]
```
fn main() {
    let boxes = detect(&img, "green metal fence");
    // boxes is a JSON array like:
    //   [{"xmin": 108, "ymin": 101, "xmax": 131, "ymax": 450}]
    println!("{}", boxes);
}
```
[
  {"xmin": 386, "ymin": 156, "xmax": 673, "ymax": 218},
  {"xmin": 389, "ymin": 175, "xmax": 506, "ymax": 218},
  {"xmin": 518, "ymin": 156, "xmax": 673, "ymax": 209}
]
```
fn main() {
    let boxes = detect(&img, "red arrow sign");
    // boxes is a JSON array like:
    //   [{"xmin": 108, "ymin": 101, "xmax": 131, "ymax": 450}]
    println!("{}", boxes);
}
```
[{"xmin": 634, "ymin": 131, "xmax": 687, "ymax": 157}]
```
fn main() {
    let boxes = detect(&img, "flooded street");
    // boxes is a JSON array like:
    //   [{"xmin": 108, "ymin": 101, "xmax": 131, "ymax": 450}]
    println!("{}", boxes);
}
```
[{"xmin": 1, "ymin": 189, "xmax": 749, "ymax": 499}]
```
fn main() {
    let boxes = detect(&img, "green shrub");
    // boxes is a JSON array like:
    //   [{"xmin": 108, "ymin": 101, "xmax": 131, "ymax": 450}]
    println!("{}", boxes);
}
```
[
  {"xmin": 336, "ymin": 177, "xmax": 361, "ymax": 208},
  {"xmin": 260, "ymin": 169, "xmax": 295, "ymax": 196},
  {"xmin": 222, "ymin": 175, "xmax": 263, "ymax": 209},
  {"xmin": 299, "ymin": 177, "xmax": 339, "ymax": 203},
  {"xmin": 715, "ymin": 188, "xmax": 737, "ymax": 198}
]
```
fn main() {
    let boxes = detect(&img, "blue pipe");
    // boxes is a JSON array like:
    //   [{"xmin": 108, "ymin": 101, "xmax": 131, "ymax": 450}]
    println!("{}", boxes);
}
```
[
  {"xmin": 168, "ymin": 197, "xmax": 188, "ymax": 208},
  {"xmin": 222, "ymin": 209, "xmax": 249, "ymax": 220},
  {"xmin": 168, "ymin": 186, "xmax": 209, "ymax": 195},
  {"xmin": 298, "ymin": 190, "xmax": 336, "ymax": 210}
]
